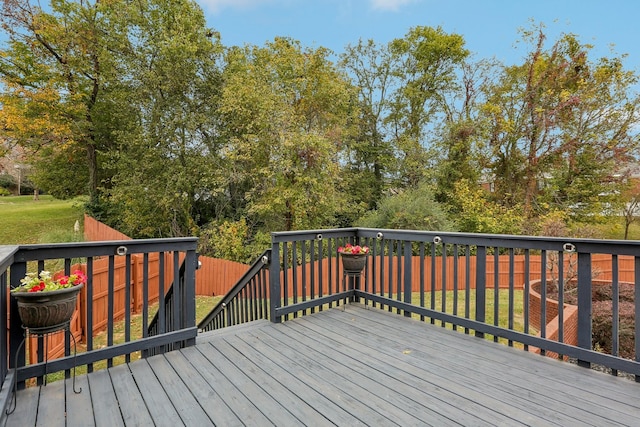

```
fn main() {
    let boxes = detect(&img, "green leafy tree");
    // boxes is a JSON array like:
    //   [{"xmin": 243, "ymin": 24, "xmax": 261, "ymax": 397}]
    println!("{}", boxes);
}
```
[
  {"xmin": 219, "ymin": 38, "xmax": 356, "ymax": 231},
  {"xmin": 449, "ymin": 179, "xmax": 523, "ymax": 234},
  {"xmin": 387, "ymin": 26, "xmax": 469, "ymax": 188},
  {"xmin": 104, "ymin": 0, "xmax": 224, "ymax": 237},
  {"xmin": 0, "ymin": 0, "xmax": 127, "ymax": 202},
  {"xmin": 339, "ymin": 39, "xmax": 396, "ymax": 211}
]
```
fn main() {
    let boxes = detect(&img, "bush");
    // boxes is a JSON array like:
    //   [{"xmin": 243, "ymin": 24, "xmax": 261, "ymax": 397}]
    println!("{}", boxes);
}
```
[
  {"xmin": 592, "ymin": 300, "xmax": 635, "ymax": 360},
  {"xmin": 0, "ymin": 187, "xmax": 11, "ymax": 196},
  {"xmin": 0, "ymin": 174, "xmax": 16, "ymax": 190},
  {"xmin": 357, "ymin": 182, "xmax": 454, "ymax": 231}
]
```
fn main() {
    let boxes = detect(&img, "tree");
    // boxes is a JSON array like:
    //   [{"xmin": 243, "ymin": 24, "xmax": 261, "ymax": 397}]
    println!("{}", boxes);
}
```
[
  {"xmin": 620, "ymin": 176, "xmax": 640, "ymax": 239},
  {"xmin": 0, "ymin": 0, "xmax": 125, "ymax": 202},
  {"xmin": 386, "ymin": 26, "xmax": 469, "ymax": 187},
  {"xmin": 339, "ymin": 39, "xmax": 396, "ymax": 211},
  {"xmin": 104, "ymin": 0, "xmax": 225, "ymax": 237},
  {"xmin": 433, "ymin": 58, "xmax": 498, "ymax": 213},
  {"xmin": 218, "ymin": 38, "xmax": 356, "ymax": 232},
  {"xmin": 481, "ymin": 25, "xmax": 640, "ymax": 218}
]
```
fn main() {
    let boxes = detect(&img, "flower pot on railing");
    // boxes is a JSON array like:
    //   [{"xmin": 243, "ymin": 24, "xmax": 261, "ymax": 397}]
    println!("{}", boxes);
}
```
[
  {"xmin": 338, "ymin": 243, "xmax": 370, "ymax": 275},
  {"xmin": 11, "ymin": 270, "xmax": 87, "ymax": 332}
]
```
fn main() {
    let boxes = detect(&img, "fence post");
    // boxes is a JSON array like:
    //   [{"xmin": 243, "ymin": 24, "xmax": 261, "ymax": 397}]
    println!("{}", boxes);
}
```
[
  {"xmin": 269, "ymin": 239, "xmax": 282, "ymax": 323},
  {"xmin": 475, "ymin": 246, "xmax": 486, "ymax": 338},
  {"xmin": 577, "ymin": 251, "xmax": 592, "ymax": 368}
]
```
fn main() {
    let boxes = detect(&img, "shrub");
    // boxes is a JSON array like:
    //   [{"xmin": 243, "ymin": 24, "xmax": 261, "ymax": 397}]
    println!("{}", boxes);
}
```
[
  {"xmin": 0, "ymin": 187, "xmax": 11, "ymax": 196},
  {"xmin": 592, "ymin": 300, "xmax": 635, "ymax": 360},
  {"xmin": 0, "ymin": 174, "xmax": 16, "ymax": 190}
]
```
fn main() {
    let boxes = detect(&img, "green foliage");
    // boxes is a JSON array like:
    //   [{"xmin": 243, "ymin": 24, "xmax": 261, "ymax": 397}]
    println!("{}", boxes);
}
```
[
  {"xmin": 199, "ymin": 218, "xmax": 271, "ymax": 264},
  {"xmin": 450, "ymin": 179, "xmax": 523, "ymax": 234},
  {"xmin": 0, "ymin": 188, "xmax": 11, "ymax": 197},
  {"xmin": 3, "ymin": 6, "xmax": 640, "ymax": 258},
  {"xmin": 357, "ymin": 182, "xmax": 453, "ymax": 231},
  {"xmin": 0, "ymin": 174, "xmax": 16, "ymax": 190},
  {"xmin": 480, "ymin": 24, "xmax": 639, "ymax": 219}
]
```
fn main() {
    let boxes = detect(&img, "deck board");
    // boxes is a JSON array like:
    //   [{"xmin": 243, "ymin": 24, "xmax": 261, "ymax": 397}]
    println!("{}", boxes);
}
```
[
  {"xmin": 300, "ymin": 307, "xmax": 623, "ymax": 426},
  {"xmin": 65, "ymin": 376, "xmax": 94, "ymax": 427},
  {"xmin": 163, "ymin": 349, "xmax": 240, "ymax": 426},
  {"xmin": 109, "ymin": 363, "xmax": 155, "ymax": 426},
  {"xmin": 328, "ymin": 306, "xmax": 640, "ymax": 424},
  {"xmin": 6, "ymin": 304, "xmax": 640, "ymax": 426},
  {"xmin": 128, "ymin": 358, "xmax": 182, "ymax": 427},
  {"xmin": 85, "ymin": 368, "xmax": 124, "ymax": 427}
]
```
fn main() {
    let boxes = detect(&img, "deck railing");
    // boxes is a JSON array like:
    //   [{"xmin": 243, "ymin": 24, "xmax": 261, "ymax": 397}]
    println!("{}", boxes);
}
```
[
  {"xmin": 265, "ymin": 228, "xmax": 640, "ymax": 380},
  {"xmin": 198, "ymin": 250, "xmax": 271, "ymax": 332},
  {"xmin": 0, "ymin": 238, "xmax": 198, "ymax": 402}
]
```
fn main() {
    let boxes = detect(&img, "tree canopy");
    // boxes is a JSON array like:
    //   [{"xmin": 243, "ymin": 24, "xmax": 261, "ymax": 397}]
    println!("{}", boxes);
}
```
[{"xmin": 2, "ymin": 3, "xmax": 639, "ymax": 261}]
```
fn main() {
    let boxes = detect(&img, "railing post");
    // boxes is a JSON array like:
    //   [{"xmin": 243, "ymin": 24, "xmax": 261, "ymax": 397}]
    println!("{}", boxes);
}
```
[
  {"xmin": 183, "ymin": 249, "xmax": 197, "ymax": 347},
  {"xmin": 403, "ymin": 241, "xmax": 412, "ymax": 317},
  {"xmin": 9, "ymin": 261, "xmax": 26, "ymax": 389},
  {"xmin": 475, "ymin": 246, "xmax": 486, "ymax": 338},
  {"xmin": 269, "ymin": 239, "xmax": 282, "ymax": 323},
  {"xmin": 577, "ymin": 251, "xmax": 592, "ymax": 368}
]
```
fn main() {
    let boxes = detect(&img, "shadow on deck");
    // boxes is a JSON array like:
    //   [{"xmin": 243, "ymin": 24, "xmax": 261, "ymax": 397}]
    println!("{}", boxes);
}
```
[{"xmin": 7, "ymin": 304, "xmax": 639, "ymax": 427}]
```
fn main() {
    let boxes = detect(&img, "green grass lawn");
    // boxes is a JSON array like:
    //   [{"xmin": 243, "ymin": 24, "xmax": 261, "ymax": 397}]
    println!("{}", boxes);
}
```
[{"xmin": 0, "ymin": 195, "xmax": 86, "ymax": 244}]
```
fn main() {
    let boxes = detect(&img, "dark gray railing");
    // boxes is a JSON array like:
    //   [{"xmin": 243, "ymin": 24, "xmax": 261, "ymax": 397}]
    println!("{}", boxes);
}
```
[
  {"xmin": 0, "ymin": 238, "xmax": 198, "ymax": 399},
  {"xmin": 198, "ymin": 250, "xmax": 271, "ymax": 332},
  {"xmin": 145, "ymin": 255, "xmax": 191, "ymax": 357},
  {"xmin": 267, "ymin": 228, "xmax": 640, "ymax": 381}
]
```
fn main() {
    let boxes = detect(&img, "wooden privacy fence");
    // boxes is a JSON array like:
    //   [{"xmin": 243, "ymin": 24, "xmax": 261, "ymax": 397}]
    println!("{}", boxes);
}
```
[{"xmin": 83, "ymin": 215, "xmax": 247, "ymax": 297}]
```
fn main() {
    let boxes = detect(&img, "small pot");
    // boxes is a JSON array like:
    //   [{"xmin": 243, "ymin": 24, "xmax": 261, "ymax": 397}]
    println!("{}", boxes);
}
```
[{"xmin": 340, "ymin": 253, "xmax": 368, "ymax": 274}]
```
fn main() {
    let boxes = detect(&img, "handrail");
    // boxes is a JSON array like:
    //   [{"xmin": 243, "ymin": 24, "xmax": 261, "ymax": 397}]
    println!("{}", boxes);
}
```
[
  {"xmin": 198, "ymin": 250, "xmax": 271, "ymax": 332},
  {"xmin": 1, "ymin": 238, "xmax": 198, "ymax": 389}
]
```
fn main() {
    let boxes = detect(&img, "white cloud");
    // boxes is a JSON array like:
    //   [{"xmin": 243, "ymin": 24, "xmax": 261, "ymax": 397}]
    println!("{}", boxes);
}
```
[{"xmin": 370, "ymin": 0, "xmax": 417, "ymax": 12}]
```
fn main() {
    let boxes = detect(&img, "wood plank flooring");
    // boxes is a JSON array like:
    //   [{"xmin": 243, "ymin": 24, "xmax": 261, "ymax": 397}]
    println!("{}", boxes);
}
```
[{"xmin": 6, "ymin": 304, "xmax": 640, "ymax": 426}]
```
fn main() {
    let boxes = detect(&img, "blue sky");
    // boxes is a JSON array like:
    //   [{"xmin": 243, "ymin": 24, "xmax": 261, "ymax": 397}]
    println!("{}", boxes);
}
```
[{"xmin": 196, "ymin": 0, "xmax": 640, "ymax": 71}]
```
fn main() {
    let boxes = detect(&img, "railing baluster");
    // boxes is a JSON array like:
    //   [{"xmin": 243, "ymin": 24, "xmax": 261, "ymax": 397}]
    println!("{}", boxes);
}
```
[
  {"xmin": 508, "ymin": 248, "xmax": 514, "ymax": 347},
  {"xmin": 124, "ymin": 253, "xmax": 131, "ymax": 363},
  {"xmin": 475, "ymin": 246, "xmax": 486, "ymax": 338},
  {"xmin": 403, "ymin": 240, "xmax": 412, "ymax": 318},
  {"xmin": 107, "ymin": 255, "xmax": 115, "ymax": 368},
  {"xmin": 419, "ymin": 242, "xmax": 425, "ymax": 322},
  {"xmin": 523, "ymin": 249, "xmax": 530, "ymax": 351},
  {"xmin": 577, "ymin": 251, "xmax": 592, "ymax": 368},
  {"xmin": 453, "ymin": 244, "xmax": 459, "ymax": 331},
  {"xmin": 441, "ymin": 244, "xmax": 447, "ymax": 327},
  {"xmin": 465, "ymin": 245, "xmax": 471, "ymax": 335},
  {"xmin": 494, "ymin": 248, "xmax": 499, "ymax": 342},
  {"xmin": 558, "ymin": 250, "xmax": 565, "ymax": 359},
  {"xmin": 430, "ymin": 242, "xmax": 436, "ymax": 324},
  {"xmin": 310, "ymin": 240, "xmax": 316, "ymax": 314},
  {"xmin": 612, "ymin": 254, "xmax": 619, "ymax": 376}
]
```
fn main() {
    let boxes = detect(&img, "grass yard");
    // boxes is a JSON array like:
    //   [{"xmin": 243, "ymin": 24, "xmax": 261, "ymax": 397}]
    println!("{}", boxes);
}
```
[{"xmin": 0, "ymin": 195, "xmax": 86, "ymax": 244}]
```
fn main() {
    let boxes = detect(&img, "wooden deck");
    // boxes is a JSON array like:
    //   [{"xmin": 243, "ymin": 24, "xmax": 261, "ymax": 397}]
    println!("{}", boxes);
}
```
[{"xmin": 6, "ymin": 304, "xmax": 640, "ymax": 426}]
